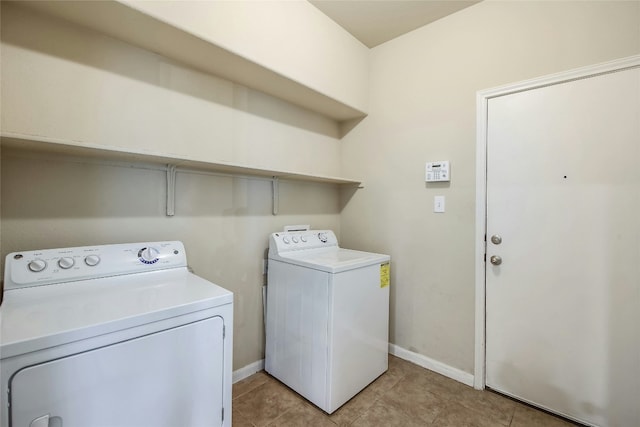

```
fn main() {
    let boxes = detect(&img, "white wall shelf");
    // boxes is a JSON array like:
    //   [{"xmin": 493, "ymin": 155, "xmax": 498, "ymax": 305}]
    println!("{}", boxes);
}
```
[
  {"xmin": 1, "ymin": 133, "xmax": 362, "ymax": 216},
  {"xmin": 0, "ymin": 132, "xmax": 363, "ymax": 216},
  {"xmin": 14, "ymin": 0, "xmax": 368, "ymax": 123},
  {"xmin": 0, "ymin": 134, "xmax": 362, "ymax": 185}
]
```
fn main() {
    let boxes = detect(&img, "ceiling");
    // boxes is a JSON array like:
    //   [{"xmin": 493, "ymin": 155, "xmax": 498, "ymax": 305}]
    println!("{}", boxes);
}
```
[{"xmin": 309, "ymin": 0, "xmax": 481, "ymax": 48}]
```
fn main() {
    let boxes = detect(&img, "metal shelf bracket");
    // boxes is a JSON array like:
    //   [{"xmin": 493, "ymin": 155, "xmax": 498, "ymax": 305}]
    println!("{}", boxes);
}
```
[
  {"xmin": 166, "ymin": 164, "xmax": 177, "ymax": 216},
  {"xmin": 272, "ymin": 176, "xmax": 279, "ymax": 216}
]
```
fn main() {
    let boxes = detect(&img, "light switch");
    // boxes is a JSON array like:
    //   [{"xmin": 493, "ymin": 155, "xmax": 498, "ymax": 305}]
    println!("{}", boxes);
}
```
[{"xmin": 434, "ymin": 196, "xmax": 445, "ymax": 213}]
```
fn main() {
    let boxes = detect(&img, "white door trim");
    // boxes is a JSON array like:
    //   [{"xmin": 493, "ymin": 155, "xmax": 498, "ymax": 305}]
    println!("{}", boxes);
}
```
[{"xmin": 474, "ymin": 54, "xmax": 640, "ymax": 390}]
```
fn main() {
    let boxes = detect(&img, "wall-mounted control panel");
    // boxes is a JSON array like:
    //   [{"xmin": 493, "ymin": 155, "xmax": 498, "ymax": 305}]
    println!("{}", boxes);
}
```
[{"xmin": 425, "ymin": 161, "xmax": 450, "ymax": 182}]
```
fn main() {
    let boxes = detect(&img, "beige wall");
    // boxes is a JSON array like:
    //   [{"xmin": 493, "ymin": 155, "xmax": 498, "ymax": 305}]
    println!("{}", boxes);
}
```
[
  {"xmin": 1, "ymin": 3, "xmax": 343, "ymax": 177},
  {"xmin": 3, "ymin": 0, "xmax": 640, "ymax": 378},
  {"xmin": 340, "ymin": 0, "xmax": 640, "ymax": 374},
  {"xmin": 1, "ymin": 151, "xmax": 342, "ymax": 370},
  {"xmin": 124, "ymin": 0, "xmax": 370, "ymax": 112},
  {"xmin": 0, "ymin": 3, "xmax": 343, "ymax": 370}
]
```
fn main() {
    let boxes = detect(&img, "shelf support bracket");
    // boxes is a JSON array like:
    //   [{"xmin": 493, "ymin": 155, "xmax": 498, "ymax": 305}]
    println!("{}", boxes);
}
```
[
  {"xmin": 272, "ymin": 176, "xmax": 279, "ymax": 216},
  {"xmin": 166, "ymin": 164, "xmax": 177, "ymax": 216}
]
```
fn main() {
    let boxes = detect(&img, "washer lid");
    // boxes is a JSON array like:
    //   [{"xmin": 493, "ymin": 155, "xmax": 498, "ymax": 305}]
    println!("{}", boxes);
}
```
[
  {"xmin": 0, "ymin": 268, "xmax": 232, "ymax": 359},
  {"xmin": 270, "ymin": 247, "xmax": 390, "ymax": 273}
]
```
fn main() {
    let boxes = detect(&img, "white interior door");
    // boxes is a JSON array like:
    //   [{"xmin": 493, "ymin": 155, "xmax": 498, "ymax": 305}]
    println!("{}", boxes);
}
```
[{"xmin": 485, "ymin": 66, "xmax": 639, "ymax": 427}]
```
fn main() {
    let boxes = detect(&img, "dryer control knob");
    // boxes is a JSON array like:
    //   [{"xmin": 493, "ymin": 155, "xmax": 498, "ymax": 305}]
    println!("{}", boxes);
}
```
[
  {"xmin": 58, "ymin": 257, "xmax": 75, "ymax": 269},
  {"xmin": 300, "ymin": 235, "xmax": 308, "ymax": 243},
  {"xmin": 282, "ymin": 237, "xmax": 290, "ymax": 244},
  {"xmin": 28, "ymin": 259, "xmax": 47, "ymax": 272},
  {"xmin": 85, "ymin": 255, "xmax": 101, "ymax": 267},
  {"xmin": 139, "ymin": 247, "xmax": 160, "ymax": 263},
  {"xmin": 292, "ymin": 236, "xmax": 299, "ymax": 243},
  {"xmin": 318, "ymin": 232, "xmax": 328, "ymax": 243}
]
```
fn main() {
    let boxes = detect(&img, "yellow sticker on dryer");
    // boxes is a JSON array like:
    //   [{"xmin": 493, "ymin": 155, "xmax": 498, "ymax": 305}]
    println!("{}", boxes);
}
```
[{"xmin": 380, "ymin": 262, "xmax": 390, "ymax": 288}]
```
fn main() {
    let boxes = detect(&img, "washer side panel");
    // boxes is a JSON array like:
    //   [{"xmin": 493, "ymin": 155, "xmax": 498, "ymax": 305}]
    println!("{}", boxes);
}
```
[
  {"xmin": 265, "ymin": 260, "xmax": 330, "ymax": 409},
  {"xmin": 328, "ymin": 264, "xmax": 389, "ymax": 412}
]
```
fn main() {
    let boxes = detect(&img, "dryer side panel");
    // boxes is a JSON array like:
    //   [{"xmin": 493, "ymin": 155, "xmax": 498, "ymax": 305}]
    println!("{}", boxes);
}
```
[{"xmin": 10, "ymin": 316, "xmax": 225, "ymax": 427}]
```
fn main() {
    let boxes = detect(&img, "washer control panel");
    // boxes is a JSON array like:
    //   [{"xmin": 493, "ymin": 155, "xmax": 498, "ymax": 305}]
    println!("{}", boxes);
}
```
[
  {"xmin": 5, "ymin": 241, "xmax": 187, "ymax": 289},
  {"xmin": 270, "ymin": 230, "xmax": 338, "ymax": 254}
]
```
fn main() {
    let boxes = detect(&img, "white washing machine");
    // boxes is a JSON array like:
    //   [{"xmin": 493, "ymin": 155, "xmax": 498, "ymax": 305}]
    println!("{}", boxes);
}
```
[
  {"xmin": 0, "ymin": 241, "xmax": 233, "ymax": 427},
  {"xmin": 265, "ymin": 230, "xmax": 390, "ymax": 414}
]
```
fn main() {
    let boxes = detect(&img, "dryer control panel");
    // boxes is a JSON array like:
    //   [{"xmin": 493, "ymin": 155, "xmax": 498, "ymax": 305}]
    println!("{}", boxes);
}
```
[
  {"xmin": 269, "ymin": 230, "xmax": 338, "ymax": 254},
  {"xmin": 5, "ymin": 241, "xmax": 187, "ymax": 289}
]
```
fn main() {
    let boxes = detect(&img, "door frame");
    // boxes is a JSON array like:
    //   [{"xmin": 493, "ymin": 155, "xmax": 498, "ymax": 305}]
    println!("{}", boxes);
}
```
[{"xmin": 473, "ymin": 54, "xmax": 640, "ymax": 390}]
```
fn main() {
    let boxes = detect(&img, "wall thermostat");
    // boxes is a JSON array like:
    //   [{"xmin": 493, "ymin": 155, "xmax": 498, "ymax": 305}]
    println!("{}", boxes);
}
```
[{"xmin": 425, "ymin": 161, "xmax": 450, "ymax": 182}]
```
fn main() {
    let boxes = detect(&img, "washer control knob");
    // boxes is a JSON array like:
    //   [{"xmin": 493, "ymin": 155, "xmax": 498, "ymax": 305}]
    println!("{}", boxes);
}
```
[
  {"xmin": 283, "ymin": 237, "xmax": 290, "ymax": 244},
  {"xmin": 58, "ymin": 257, "xmax": 75, "ymax": 269},
  {"xmin": 28, "ymin": 259, "xmax": 47, "ymax": 272},
  {"xmin": 318, "ymin": 232, "xmax": 328, "ymax": 243},
  {"xmin": 292, "ymin": 236, "xmax": 299, "ymax": 243},
  {"xmin": 300, "ymin": 235, "xmax": 308, "ymax": 243},
  {"xmin": 85, "ymin": 255, "xmax": 101, "ymax": 267},
  {"xmin": 139, "ymin": 247, "xmax": 160, "ymax": 264}
]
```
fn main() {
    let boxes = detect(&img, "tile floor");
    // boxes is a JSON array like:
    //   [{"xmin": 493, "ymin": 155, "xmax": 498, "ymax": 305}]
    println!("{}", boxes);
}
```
[{"xmin": 232, "ymin": 355, "xmax": 579, "ymax": 427}]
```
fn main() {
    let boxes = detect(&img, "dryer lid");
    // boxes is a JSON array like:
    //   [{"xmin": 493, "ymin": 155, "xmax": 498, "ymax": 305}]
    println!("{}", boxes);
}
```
[{"xmin": 0, "ymin": 269, "xmax": 232, "ymax": 359}]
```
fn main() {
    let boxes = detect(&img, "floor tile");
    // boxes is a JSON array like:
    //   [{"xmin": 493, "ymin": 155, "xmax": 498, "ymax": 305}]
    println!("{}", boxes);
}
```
[
  {"xmin": 328, "ymin": 382, "xmax": 381, "ymax": 426},
  {"xmin": 359, "ymin": 368, "xmax": 404, "ymax": 400},
  {"xmin": 265, "ymin": 401, "xmax": 337, "ymax": 427},
  {"xmin": 232, "ymin": 408, "xmax": 255, "ymax": 427},
  {"xmin": 510, "ymin": 403, "xmax": 579, "ymax": 426},
  {"xmin": 431, "ymin": 402, "xmax": 506, "ymax": 427},
  {"xmin": 232, "ymin": 358, "xmax": 580, "ymax": 427},
  {"xmin": 350, "ymin": 399, "xmax": 425, "ymax": 427},
  {"xmin": 400, "ymin": 364, "xmax": 470, "ymax": 402},
  {"xmin": 455, "ymin": 387, "xmax": 516, "ymax": 425},
  {"xmin": 382, "ymin": 375, "xmax": 448, "ymax": 424},
  {"xmin": 233, "ymin": 371, "xmax": 271, "ymax": 400},
  {"xmin": 234, "ymin": 379, "xmax": 301, "ymax": 427},
  {"xmin": 387, "ymin": 354, "xmax": 418, "ymax": 377}
]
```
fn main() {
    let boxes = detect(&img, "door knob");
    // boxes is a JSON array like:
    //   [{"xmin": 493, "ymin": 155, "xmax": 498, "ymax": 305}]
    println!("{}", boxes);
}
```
[
  {"xmin": 491, "ymin": 235, "xmax": 502, "ymax": 245},
  {"xmin": 490, "ymin": 255, "xmax": 502, "ymax": 265},
  {"xmin": 29, "ymin": 414, "xmax": 49, "ymax": 427}
]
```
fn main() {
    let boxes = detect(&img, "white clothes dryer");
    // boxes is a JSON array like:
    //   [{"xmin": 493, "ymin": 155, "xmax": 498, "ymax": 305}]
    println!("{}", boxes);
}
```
[
  {"xmin": 265, "ymin": 230, "xmax": 390, "ymax": 414},
  {"xmin": 0, "ymin": 241, "xmax": 233, "ymax": 427}
]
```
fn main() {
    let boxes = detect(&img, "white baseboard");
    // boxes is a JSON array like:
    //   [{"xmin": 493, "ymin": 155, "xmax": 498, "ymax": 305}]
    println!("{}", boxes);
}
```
[
  {"xmin": 232, "ymin": 359, "xmax": 265, "ymax": 384},
  {"xmin": 233, "ymin": 346, "xmax": 475, "ymax": 388},
  {"xmin": 389, "ymin": 343, "xmax": 475, "ymax": 387}
]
